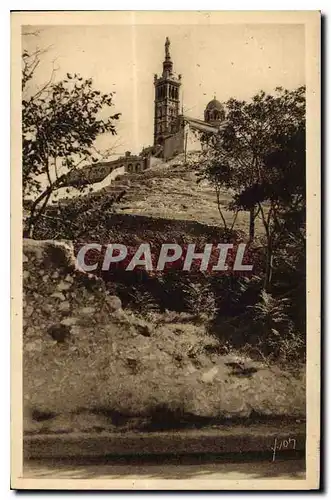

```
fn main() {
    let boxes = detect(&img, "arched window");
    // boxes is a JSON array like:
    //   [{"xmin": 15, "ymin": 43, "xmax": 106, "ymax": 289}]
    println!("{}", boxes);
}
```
[
  {"xmin": 135, "ymin": 163, "xmax": 141, "ymax": 172},
  {"xmin": 127, "ymin": 163, "xmax": 133, "ymax": 173}
]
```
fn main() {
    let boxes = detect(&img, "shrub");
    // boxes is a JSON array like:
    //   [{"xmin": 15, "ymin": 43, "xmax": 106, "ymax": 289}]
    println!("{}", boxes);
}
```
[{"xmin": 248, "ymin": 290, "xmax": 305, "ymax": 361}]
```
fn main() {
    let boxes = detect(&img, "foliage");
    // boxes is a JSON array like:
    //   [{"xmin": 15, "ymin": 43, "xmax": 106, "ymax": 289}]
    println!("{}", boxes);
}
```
[
  {"xmin": 235, "ymin": 124, "xmax": 305, "ymax": 290},
  {"xmin": 248, "ymin": 290, "xmax": 305, "ymax": 362},
  {"xmin": 191, "ymin": 86, "xmax": 307, "ymax": 361},
  {"xmin": 196, "ymin": 86, "xmax": 305, "ymax": 241},
  {"xmin": 22, "ymin": 45, "xmax": 120, "ymax": 236},
  {"xmin": 29, "ymin": 189, "xmax": 126, "ymax": 241},
  {"xmin": 195, "ymin": 86, "xmax": 305, "ymax": 291}
]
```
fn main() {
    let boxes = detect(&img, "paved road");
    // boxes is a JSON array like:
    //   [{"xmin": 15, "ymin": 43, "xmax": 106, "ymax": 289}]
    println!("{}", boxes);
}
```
[{"xmin": 23, "ymin": 456, "xmax": 305, "ymax": 483}]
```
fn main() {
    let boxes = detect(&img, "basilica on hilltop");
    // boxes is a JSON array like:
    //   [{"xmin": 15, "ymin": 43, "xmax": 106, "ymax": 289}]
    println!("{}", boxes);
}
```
[
  {"xmin": 153, "ymin": 37, "xmax": 226, "ymax": 159},
  {"xmin": 64, "ymin": 37, "xmax": 227, "ymax": 190}
]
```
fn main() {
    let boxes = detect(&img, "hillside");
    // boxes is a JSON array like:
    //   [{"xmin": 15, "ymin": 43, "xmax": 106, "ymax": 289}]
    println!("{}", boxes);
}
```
[
  {"xmin": 23, "ymin": 239, "xmax": 305, "ymax": 435},
  {"xmin": 96, "ymin": 153, "xmax": 254, "ymax": 234}
]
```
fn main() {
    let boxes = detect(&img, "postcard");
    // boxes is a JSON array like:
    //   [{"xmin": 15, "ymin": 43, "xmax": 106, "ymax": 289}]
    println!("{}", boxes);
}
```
[{"xmin": 11, "ymin": 10, "xmax": 320, "ymax": 490}]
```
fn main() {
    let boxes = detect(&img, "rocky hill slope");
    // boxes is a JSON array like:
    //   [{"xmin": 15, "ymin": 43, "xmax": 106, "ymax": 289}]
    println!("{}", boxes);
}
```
[
  {"xmin": 23, "ymin": 238, "xmax": 305, "ymax": 435},
  {"xmin": 80, "ymin": 153, "xmax": 254, "ymax": 234},
  {"xmin": 29, "ymin": 152, "xmax": 265, "ymax": 244}
]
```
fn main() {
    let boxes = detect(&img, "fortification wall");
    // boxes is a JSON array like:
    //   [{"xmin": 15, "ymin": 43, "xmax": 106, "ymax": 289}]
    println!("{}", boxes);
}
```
[{"xmin": 65, "ymin": 155, "xmax": 150, "ymax": 188}]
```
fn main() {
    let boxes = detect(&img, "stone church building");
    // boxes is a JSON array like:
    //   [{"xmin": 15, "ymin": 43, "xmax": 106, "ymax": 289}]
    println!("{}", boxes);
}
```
[
  {"xmin": 153, "ymin": 37, "xmax": 226, "ymax": 159},
  {"xmin": 62, "ymin": 37, "xmax": 226, "ymax": 196}
]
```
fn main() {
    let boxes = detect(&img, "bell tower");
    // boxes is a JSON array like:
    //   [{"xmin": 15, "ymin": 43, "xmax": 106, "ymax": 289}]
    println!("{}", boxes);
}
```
[{"xmin": 154, "ymin": 37, "xmax": 181, "ymax": 146}]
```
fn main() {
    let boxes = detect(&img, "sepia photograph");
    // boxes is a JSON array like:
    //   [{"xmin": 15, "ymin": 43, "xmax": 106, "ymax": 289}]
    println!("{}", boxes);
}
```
[{"xmin": 11, "ymin": 10, "xmax": 320, "ymax": 490}]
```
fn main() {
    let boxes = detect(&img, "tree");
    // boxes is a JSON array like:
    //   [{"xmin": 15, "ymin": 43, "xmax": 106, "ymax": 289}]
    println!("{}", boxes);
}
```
[
  {"xmin": 197, "ymin": 86, "xmax": 305, "ymax": 241},
  {"xmin": 235, "ymin": 124, "xmax": 305, "ymax": 290},
  {"xmin": 22, "ymin": 47, "xmax": 120, "ymax": 237}
]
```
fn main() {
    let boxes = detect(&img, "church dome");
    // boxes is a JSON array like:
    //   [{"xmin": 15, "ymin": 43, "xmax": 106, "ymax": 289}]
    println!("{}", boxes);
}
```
[
  {"xmin": 204, "ymin": 96, "xmax": 225, "ymax": 124},
  {"xmin": 206, "ymin": 98, "xmax": 223, "ymax": 111}
]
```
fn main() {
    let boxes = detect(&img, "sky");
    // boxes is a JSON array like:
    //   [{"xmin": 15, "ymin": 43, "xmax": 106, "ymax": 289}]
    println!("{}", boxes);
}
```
[{"xmin": 22, "ymin": 21, "xmax": 305, "ymax": 158}]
